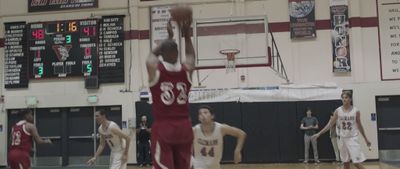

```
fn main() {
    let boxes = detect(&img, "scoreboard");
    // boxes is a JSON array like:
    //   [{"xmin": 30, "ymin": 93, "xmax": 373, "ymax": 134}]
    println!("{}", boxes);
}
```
[
  {"xmin": 28, "ymin": 19, "xmax": 98, "ymax": 78},
  {"xmin": 4, "ymin": 16, "xmax": 125, "ymax": 88}
]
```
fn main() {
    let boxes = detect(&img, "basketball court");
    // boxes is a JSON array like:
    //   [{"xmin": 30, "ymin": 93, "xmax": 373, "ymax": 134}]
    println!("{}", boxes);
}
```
[
  {"xmin": 5, "ymin": 162, "xmax": 398, "ymax": 169},
  {"xmin": 1, "ymin": 0, "xmax": 400, "ymax": 169}
]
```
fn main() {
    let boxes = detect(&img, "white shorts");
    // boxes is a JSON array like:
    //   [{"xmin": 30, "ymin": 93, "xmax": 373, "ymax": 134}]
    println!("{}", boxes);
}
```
[
  {"xmin": 110, "ymin": 151, "xmax": 127, "ymax": 169},
  {"xmin": 338, "ymin": 136, "xmax": 366, "ymax": 163}
]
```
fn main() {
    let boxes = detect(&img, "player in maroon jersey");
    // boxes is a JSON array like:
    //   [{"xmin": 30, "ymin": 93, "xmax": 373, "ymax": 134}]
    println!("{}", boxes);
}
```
[
  {"xmin": 146, "ymin": 15, "xmax": 195, "ymax": 169},
  {"xmin": 8, "ymin": 109, "xmax": 52, "ymax": 169}
]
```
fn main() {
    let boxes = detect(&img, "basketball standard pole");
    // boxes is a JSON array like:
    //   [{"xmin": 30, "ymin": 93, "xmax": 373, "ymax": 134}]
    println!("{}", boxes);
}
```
[
  {"xmin": 178, "ymin": 23, "xmax": 182, "ymax": 64},
  {"xmin": 196, "ymin": 69, "xmax": 201, "ymax": 87}
]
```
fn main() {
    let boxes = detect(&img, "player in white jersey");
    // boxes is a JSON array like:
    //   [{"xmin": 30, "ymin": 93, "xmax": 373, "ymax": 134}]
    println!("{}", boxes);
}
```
[
  {"xmin": 312, "ymin": 91, "xmax": 371, "ymax": 169},
  {"xmin": 87, "ymin": 110, "xmax": 131, "ymax": 169},
  {"xmin": 193, "ymin": 105, "xmax": 246, "ymax": 169}
]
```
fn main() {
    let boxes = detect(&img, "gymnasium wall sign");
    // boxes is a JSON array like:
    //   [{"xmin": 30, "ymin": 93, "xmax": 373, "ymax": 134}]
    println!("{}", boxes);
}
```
[
  {"xmin": 377, "ymin": 0, "xmax": 400, "ymax": 80},
  {"xmin": 28, "ymin": 0, "xmax": 98, "ymax": 12},
  {"xmin": 4, "ymin": 22, "xmax": 29, "ymax": 88},
  {"xmin": 150, "ymin": 5, "xmax": 181, "ymax": 50},
  {"xmin": 330, "ymin": 0, "xmax": 351, "ymax": 73},
  {"xmin": 98, "ymin": 15, "xmax": 125, "ymax": 83},
  {"xmin": 289, "ymin": 0, "xmax": 316, "ymax": 39}
]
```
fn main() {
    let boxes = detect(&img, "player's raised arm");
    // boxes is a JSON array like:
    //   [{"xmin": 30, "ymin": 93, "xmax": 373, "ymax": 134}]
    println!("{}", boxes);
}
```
[
  {"xmin": 182, "ymin": 10, "xmax": 196, "ymax": 76},
  {"xmin": 146, "ymin": 48, "xmax": 160, "ymax": 84},
  {"xmin": 221, "ymin": 124, "xmax": 246, "ymax": 164},
  {"xmin": 147, "ymin": 20, "xmax": 176, "ymax": 84}
]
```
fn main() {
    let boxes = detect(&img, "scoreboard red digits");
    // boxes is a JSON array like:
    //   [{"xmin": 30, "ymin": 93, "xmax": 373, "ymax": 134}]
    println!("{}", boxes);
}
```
[
  {"xmin": 82, "ymin": 26, "xmax": 96, "ymax": 36},
  {"xmin": 36, "ymin": 50, "xmax": 41, "ymax": 58},
  {"xmin": 31, "ymin": 29, "xmax": 44, "ymax": 40},
  {"xmin": 83, "ymin": 27, "xmax": 90, "ymax": 36},
  {"xmin": 85, "ymin": 47, "xmax": 91, "ymax": 56}
]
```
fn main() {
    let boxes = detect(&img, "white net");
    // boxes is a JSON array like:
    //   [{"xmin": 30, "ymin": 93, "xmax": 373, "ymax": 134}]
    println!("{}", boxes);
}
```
[{"xmin": 220, "ymin": 49, "xmax": 240, "ymax": 73}]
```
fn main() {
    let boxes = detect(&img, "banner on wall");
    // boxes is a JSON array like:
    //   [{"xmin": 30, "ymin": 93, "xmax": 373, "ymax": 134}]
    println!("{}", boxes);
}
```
[
  {"xmin": 330, "ymin": 0, "xmax": 351, "ymax": 73},
  {"xmin": 289, "ymin": 0, "xmax": 316, "ymax": 39},
  {"xmin": 28, "ymin": 0, "xmax": 98, "ymax": 12},
  {"xmin": 377, "ymin": 0, "xmax": 400, "ymax": 80},
  {"xmin": 150, "ymin": 5, "xmax": 181, "ymax": 50}
]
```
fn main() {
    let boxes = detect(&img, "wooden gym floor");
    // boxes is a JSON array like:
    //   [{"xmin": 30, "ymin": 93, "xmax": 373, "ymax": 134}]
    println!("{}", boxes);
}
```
[
  {"xmin": 124, "ymin": 162, "xmax": 400, "ymax": 169},
  {"xmin": 2, "ymin": 162, "xmax": 399, "ymax": 169}
]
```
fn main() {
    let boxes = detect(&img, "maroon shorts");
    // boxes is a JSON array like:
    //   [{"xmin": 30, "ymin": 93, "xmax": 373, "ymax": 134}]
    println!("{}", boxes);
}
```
[
  {"xmin": 8, "ymin": 149, "xmax": 30, "ymax": 169},
  {"xmin": 151, "ymin": 119, "xmax": 193, "ymax": 169}
]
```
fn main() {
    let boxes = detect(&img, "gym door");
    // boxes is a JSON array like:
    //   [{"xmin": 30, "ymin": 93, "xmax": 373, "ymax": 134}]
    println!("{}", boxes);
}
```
[
  {"xmin": 376, "ymin": 96, "xmax": 400, "ymax": 161},
  {"xmin": 67, "ymin": 107, "xmax": 95, "ymax": 165},
  {"xmin": 35, "ymin": 108, "xmax": 63, "ymax": 166}
]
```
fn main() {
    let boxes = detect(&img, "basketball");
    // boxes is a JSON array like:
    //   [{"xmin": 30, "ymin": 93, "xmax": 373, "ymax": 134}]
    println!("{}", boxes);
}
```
[{"xmin": 169, "ymin": 5, "xmax": 192, "ymax": 23}]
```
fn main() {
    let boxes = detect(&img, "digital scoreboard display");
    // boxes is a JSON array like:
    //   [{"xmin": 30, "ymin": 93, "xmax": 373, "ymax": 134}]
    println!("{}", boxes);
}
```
[
  {"xmin": 28, "ymin": 19, "xmax": 98, "ymax": 78},
  {"xmin": 3, "ymin": 17, "xmax": 125, "ymax": 88}
]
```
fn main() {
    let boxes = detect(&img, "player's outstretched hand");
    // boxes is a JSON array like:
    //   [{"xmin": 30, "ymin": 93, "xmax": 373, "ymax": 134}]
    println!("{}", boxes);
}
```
[
  {"xmin": 45, "ymin": 139, "xmax": 52, "ymax": 144},
  {"xmin": 234, "ymin": 149, "xmax": 242, "ymax": 164},
  {"xmin": 87, "ymin": 157, "xmax": 96, "ymax": 166}
]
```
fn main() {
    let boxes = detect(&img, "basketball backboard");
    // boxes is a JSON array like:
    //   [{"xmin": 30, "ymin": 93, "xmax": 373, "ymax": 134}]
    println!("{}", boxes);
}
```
[{"xmin": 193, "ymin": 16, "xmax": 271, "ymax": 70}]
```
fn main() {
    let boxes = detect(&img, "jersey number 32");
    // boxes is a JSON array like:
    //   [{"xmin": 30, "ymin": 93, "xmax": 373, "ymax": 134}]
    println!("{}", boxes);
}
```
[
  {"xmin": 11, "ymin": 131, "xmax": 22, "ymax": 146},
  {"xmin": 160, "ymin": 82, "xmax": 188, "ymax": 105}
]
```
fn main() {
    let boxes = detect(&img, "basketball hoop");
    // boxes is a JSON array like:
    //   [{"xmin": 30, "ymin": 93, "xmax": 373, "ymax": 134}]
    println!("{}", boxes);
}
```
[{"xmin": 220, "ymin": 49, "xmax": 240, "ymax": 73}]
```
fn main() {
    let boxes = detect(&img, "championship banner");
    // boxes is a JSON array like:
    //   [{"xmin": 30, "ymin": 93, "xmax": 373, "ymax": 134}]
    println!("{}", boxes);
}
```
[
  {"xmin": 150, "ymin": 5, "xmax": 180, "ymax": 50},
  {"xmin": 330, "ymin": 0, "xmax": 351, "ymax": 73},
  {"xmin": 289, "ymin": 0, "xmax": 316, "ymax": 39},
  {"xmin": 28, "ymin": 0, "xmax": 98, "ymax": 12}
]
